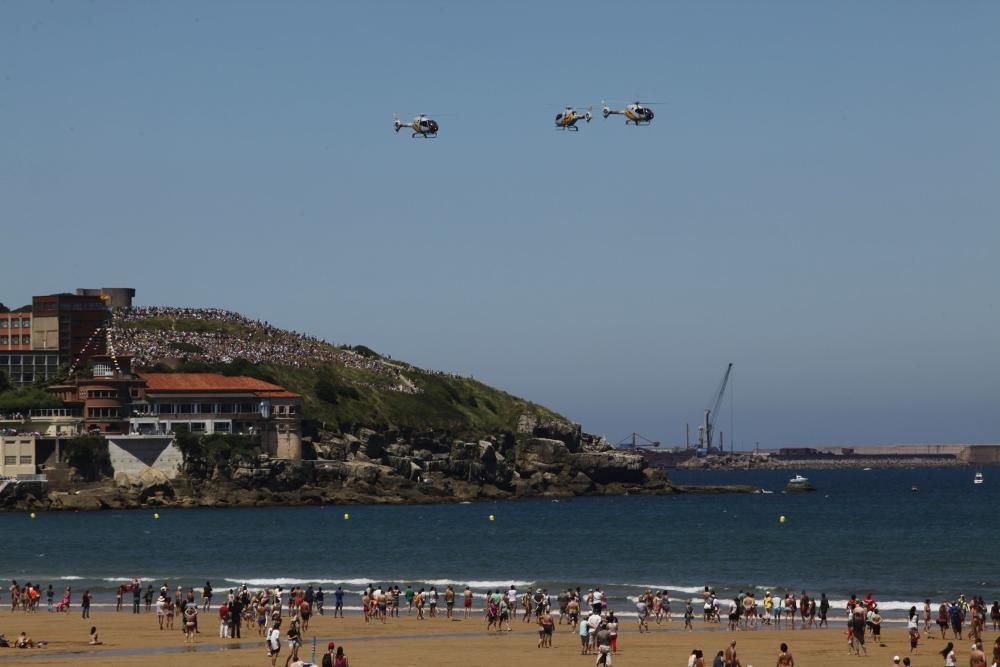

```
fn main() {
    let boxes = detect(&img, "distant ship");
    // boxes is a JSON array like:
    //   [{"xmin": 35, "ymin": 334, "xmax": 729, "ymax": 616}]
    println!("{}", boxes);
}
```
[{"xmin": 974, "ymin": 472, "xmax": 984, "ymax": 485}]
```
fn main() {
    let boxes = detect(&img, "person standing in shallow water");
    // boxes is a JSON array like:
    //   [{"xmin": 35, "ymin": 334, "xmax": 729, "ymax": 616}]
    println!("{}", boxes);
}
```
[{"xmin": 81, "ymin": 590, "xmax": 92, "ymax": 619}]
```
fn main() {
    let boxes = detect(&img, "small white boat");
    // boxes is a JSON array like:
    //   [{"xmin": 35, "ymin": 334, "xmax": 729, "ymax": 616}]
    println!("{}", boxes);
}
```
[
  {"xmin": 974, "ymin": 472, "xmax": 984, "ymax": 485},
  {"xmin": 784, "ymin": 474, "xmax": 816, "ymax": 492},
  {"xmin": 862, "ymin": 467, "xmax": 873, "ymax": 471}
]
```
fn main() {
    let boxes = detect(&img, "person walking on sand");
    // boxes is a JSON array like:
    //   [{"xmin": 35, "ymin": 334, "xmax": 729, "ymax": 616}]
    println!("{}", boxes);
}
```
[
  {"xmin": 970, "ymin": 640, "xmax": 987, "ymax": 667},
  {"xmin": 595, "ymin": 622, "xmax": 612, "ymax": 665},
  {"xmin": 81, "ymin": 590, "xmax": 92, "ymax": 619},
  {"xmin": 267, "ymin": 620, "xmax": 282, "ymax": 667},
  {"xmin": 940, "ymin": 641, "xmax": 955, "ymax": 667},
  {"xmin": 724, "ymin": 639, "xmax": 741, "ymax": 667},
  {"xmin": 852, "ymin": 606, "xmax": 868, "ymax": 656},
  {"xmin": 777, "ymin": 641, "xmax": 794, "ymax": 667},
  {"xmin": 537, "ymin": 608, "xmax": 554, "ymax": 648}
]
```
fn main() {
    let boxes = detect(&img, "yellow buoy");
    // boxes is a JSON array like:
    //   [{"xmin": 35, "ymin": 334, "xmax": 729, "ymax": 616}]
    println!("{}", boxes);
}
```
[
  {"xmin": 343, "ymin": 513, "xmax": 350, "ymax": 520},
  {"xmin": 489, "ymin": 514, "xmax": 495, "ymax": 521},
  {"xmin": 153, "ymin": 513, "xmax": 160, "ymax": 520},
  {"xmin": 30, "ymin": 512, "xmax": 36, "ymax": 519},
  {"xmin": 779, "ymin": 515, "xmax": 786, "ymax": 524}
]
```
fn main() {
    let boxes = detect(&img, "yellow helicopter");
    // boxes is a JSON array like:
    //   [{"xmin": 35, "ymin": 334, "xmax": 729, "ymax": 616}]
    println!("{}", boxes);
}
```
[
  {"xmin": 393, "ymin": 113, "xmax": 439, "ymax": 138},
  {"xmin": 601, "ymin": 100, "xmax": 660, "ymax": 126},
  {"xmin": 554, "ymin": 106, "xmax": 592, "ymax": 131}
]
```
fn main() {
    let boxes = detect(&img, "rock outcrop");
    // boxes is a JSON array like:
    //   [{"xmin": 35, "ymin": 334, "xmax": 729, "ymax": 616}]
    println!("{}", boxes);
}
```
[{"xmin": 0, "ymin": 415, "xmax": 758, "ymax": 512}]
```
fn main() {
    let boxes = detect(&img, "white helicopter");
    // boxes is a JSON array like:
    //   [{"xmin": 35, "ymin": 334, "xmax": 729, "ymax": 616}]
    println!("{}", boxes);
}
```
[
  {"xmin": 601, "ymin": 100, "xmax": 659, "ymax": 126},
  {"xmin": 393, "ymin": 113, "xmax": 439, "ymax": 138},
  {"xmin": 554, "ymin": 106, "xmax": 592, "ymax": 131}
]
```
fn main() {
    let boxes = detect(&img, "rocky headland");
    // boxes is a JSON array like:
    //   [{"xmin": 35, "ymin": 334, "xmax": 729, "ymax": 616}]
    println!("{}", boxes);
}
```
[{"xmin": 1, "ymin": 417, "xmax": 763, "ymax": 512}]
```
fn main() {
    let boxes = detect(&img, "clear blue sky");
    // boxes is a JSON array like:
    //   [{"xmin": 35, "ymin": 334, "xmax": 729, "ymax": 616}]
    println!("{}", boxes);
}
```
[{"xmin": 2, "ymin": 1, "xmax": 998, "ymax": 447}]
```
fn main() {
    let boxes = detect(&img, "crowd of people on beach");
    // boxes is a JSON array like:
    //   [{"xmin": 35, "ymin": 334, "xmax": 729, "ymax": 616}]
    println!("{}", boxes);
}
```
[
  {"xmin": 6, "ymin": 576, "xmax": 1000, "ymax": 667},
  {"xmin": 108, "ymin": 306, "xmax": 421, "ymax": 394}
]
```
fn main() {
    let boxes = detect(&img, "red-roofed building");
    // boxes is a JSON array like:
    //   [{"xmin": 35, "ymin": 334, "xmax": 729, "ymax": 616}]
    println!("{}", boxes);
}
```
[
  {"xmin": 47, "ymin": 365, "xmax": 303, "ymax": 459},
  {"xmin": 131, "ymin": 372, "xmax": 302, "ymax": 459}
]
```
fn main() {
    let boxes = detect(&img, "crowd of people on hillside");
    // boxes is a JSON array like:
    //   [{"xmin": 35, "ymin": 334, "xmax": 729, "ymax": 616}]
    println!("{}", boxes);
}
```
[{"xmin": 108, "ymin": 306, "xmax": 421, "ymax": 394}]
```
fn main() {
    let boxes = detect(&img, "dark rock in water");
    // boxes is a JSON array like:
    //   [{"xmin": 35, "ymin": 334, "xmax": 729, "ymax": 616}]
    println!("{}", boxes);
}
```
[{"xmin": 784, "ymin": 481, "xmax": 817, "ymax": 492}]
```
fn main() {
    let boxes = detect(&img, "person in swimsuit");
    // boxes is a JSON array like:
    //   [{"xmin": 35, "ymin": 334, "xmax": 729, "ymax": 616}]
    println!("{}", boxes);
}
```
[
  {"xmin": 776, "ymin": 642, "xmax": 794, "ymax": 667},
  {"xmin": 723, "ymin": 640, "xmax": 740, "ymax": 667},
  {"xmin": 183, "ymin": 605, "xmax": 197, "ymax": 643},
  {"xmin": 969, "ymin": 641, "xmax": 987, "ymax": 667},
  {"xmin": 463, "ymin": 586, "xmax": 473, "ymax": 620},
  {"xmin": 537, "ymin": 609, "xmax": 555, "ymax": 648}
]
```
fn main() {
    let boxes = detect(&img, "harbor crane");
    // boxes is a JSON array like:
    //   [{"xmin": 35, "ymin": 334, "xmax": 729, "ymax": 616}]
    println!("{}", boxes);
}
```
[{"xmin": 698, "ymin": 363, "xmax": 733, "ymax": 451}]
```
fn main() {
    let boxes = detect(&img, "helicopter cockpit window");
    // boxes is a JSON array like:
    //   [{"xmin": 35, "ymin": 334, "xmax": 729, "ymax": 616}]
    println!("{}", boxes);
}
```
[{"xmin": 555, "ymin": 113, "xmax": 563, "ymax": 121}]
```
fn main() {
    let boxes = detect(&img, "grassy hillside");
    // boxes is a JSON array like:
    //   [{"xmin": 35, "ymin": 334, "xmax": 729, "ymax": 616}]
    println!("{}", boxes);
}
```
[{"xmin": 120, "ymin": 314, "xmax": 564, "ymax": 438}]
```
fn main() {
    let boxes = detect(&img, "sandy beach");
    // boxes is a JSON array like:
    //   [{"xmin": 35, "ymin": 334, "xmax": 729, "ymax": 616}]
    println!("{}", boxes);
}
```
[{"xmin": 1, "ymin": 609, "xmax": 993, "ymax": 666}]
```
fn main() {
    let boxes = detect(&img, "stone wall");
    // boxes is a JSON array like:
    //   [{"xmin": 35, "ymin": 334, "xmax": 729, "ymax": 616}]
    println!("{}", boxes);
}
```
[{"xmin": 106, "ymin": 435, "xmax": 183, "ymax": 479}]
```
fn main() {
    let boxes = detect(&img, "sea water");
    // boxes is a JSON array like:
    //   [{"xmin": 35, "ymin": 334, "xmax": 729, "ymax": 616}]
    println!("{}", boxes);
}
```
[{"xmin": 2, "ymin": 466, "xmax": 996, "ymax": 618}]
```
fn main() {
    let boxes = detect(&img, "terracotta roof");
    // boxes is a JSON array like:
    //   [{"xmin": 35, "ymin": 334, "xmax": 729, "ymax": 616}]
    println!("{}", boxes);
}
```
[
  {"xmin": 255, "ymin": 390, "xmax": 301, "ymax": 399},
  {"xmin": 138, "ymin": 372, "xmax": 291, "ymax": 394}
]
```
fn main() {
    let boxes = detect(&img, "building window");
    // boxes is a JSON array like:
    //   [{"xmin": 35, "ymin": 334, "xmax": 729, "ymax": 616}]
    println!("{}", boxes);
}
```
[
  {"xmin": 213, "ymin": 422, "xmax": 231, "ymax": 433},
  {"xmin": 21, "ymin": 335, "xmax": 30, "ymax": 344},
  {"xmin": 22, "ymin": 373, "xmax": 32, "ymax": 383},
  {"xmin": 157, "ymin": 403, "xmax": 174, "ymax": 414},
  {"xmin": 19, "ymin": 455, "xmax": 32, "ymax": 464},
  {"xmin": 190, "ymin": 422, "xmax": 206, "ymax": 433},
  {"xmin": 3, "ymin": 456, "xmax": 15, "ymax": 465},
  {"xmin": 219, "ymin": 403, "xmax": 234, "ymax": 414},
  {"xmin": 21, "ymin": 320, "xmax": 30, "ymax": 329},
  {"xmin": 87, "ymin": 407, "xmax": 120, "ymax": 418},
  {"xmin": 0, "ymin": 336, "xmax": 7, "ymax": 345},
  {"xmin": 198, "ymin": 403, "xmax": 214, "ymax": 414},
  {"xmin": 178, "ymin": 404, "xmax": 193, "ymax": 414}
]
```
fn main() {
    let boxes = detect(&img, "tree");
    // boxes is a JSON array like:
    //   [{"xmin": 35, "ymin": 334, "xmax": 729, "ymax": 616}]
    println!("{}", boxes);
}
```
[
  {"xmin": 62, "ymin": 435, "xmax": 112, "ymax": 480},
  {"xmin": 0, "ymin": 386, "xmax": 62, "ymax": 413}
]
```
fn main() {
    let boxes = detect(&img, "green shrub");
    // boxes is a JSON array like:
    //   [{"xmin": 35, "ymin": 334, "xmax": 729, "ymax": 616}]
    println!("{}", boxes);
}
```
[
  {"xmin": 0, "ymin": 386, "xmax": 62, "ymax": 412},
  {"xmin": 62, "ymin": 435, "xmax": 112, "ymax": 480}
]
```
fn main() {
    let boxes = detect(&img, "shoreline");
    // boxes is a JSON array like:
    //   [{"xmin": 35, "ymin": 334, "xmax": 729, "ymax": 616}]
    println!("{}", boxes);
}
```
[{"xmin": 0, "ymin": 481, "xmax": 763, "ymax": 514}]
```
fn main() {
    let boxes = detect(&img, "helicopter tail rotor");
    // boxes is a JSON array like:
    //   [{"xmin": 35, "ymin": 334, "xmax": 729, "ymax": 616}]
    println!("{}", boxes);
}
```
[
  {"xmin": 393, "ymin": 113, "xmax": 402, "ymax": 132},
  {"xmin": 585, "ymin": 105, "xmax": 593, "ymax": 123},
  {"xmin": 601, "ymin": 101, "xmax": 612, "ymax": 119}
]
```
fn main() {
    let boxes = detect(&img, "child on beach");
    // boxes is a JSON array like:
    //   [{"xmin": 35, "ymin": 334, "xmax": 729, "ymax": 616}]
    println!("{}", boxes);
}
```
[{"xmin": 89, "ymin": 626, "xmax": 102, "ymax": 645}]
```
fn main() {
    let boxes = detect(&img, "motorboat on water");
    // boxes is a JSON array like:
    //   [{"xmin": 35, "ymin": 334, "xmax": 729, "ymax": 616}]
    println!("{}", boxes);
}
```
[
  {"xmin": 784, "ymin": 474, "xmax": 816, "ymax": 492},
  {"xmin": 911, "ymin": 485, "xmax": 919, "ymax": 492},
  {"xmin": 974, "ymin": 472, "xmax": 984, "ymax": 485}
]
